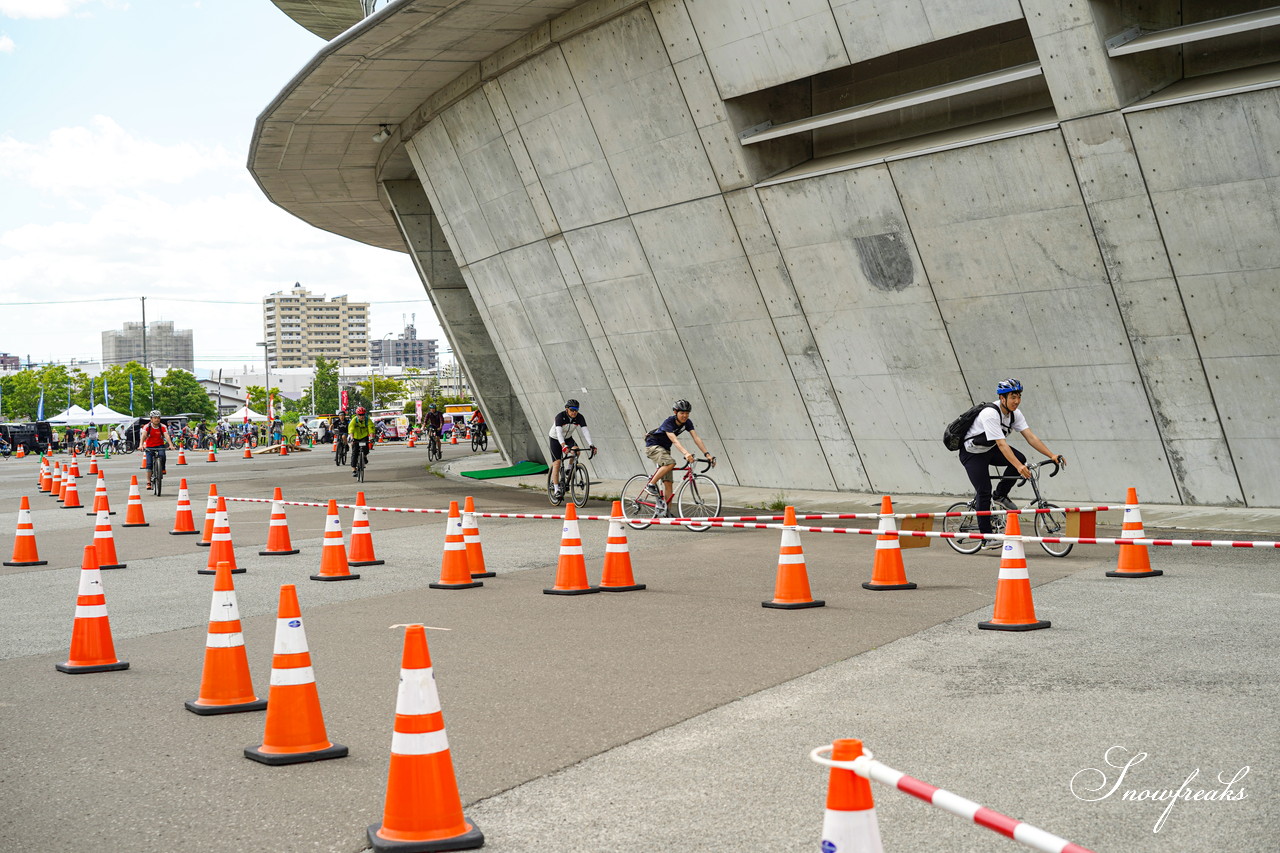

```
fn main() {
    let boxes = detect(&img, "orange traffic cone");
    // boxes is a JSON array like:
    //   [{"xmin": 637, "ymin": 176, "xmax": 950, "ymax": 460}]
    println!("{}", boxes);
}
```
[
  {"xmin": 48, "ymin": 462, "xmax": 61, "ymax": 497},
  {"xmin": 60, "ymin": 474, "xmax": 83, "ymax": 510},
  {"xmin": 244, "ymin": 584, "xmax": 347, "ymax": 765},
  {"xmin": 450, "ymin": 430, "xmax": 457, "ymax": 445},
  {"xmin": 198, "ymin": 484, "xmax": 218, "ymax": 546},
  {"xmin": 170, "ymin": 479, "xmax": 198, "ymax": 535},
  {"xmin": 140, "ymin": 454, "xmax": 148, "ymax": 470},
  {"xmin": 348, "ymin": 492, "xmax": 384, "ymax": 567},
  {"xmin": 176, "ymin": 446, "xmax": 188, "ymax": 466},
  {"xmin": 763, "ymin": 506, "xmax": 824, "ymax": 609},
  {"xmin": 57, "ymin": 463, "xmax": 70, "ymax": 502},
  {"xmin": 186, "ymin": 561, "xmax": 267, "ymax": 715},
  {"xmin": 280, "ymin": 442, "xmax": 289, "ymax": 456},
  {"xmin": 38, "ymin": 456, "xmax": 50, "ymax": 492},
  {"xmin": 91, "ymin": 494, "xmax": 126, "ymax": 570},
  {"xmin": 88, "ymin": 456, "xmax": 98, "ymax": 476},
  {"xmin": 4, "ymin": 496, "xmax": 48, "ymax": 567},
  {"xmin": 311, "ymin": 499, "xmax": 359, "ymax": 581},
  {"xmin": 87, "ymin": 472, "xmax": 114, "ymax": 516},
  {"xmin": 367, "ymin": 625, "xmax": 484, "ymax": 852},
  {"xmin": 206, "ymin": 447, "xmax": 217, "ymax": 462},
  {"xmin": 259, "ymin": 487, "xmax": 299, "ymax": 555},
  {"xmin": 978, "ymin": 512, "xmax": 1050, "ymax": 631},
  {"xmin": 243, "ymin": 444, "xmax": 253, "ymax": 459},
  {"xmin": 821, "ymin": 739, "xmax": 883, "ymax": 853},
  {"xmin": 430, "ymin": 501, "xmax": 481, "ymax": 590},
  {"xmin": 67, "ymin": 455, "xmax": 81, "ymax": 479},
  {"xmin": 862, "ymin": 496, "xmax": 916, "ymax": 591},
  {"xmin": 56, "ymin": 545, "xmax": 129, "ymax": 673},
  {"xmin": 15, "ymin": 444, "xmax": 24, "ymax": 459},
  {"xmin": 201, "ymin": 496, "xmax": 245, "ymax": 575},
  {"xmin": 544, "ymin": 503, "xmax": 598, "ymax": 595},
  {"xmin": 407, "ymin": 435, "xmax": 415, "ymax": 448},
  {"xmin": 1107, "ymin": 487, "xmax": 1162, "ymax": 579},
  {"xmin": 462, "ymin": 496, "xmax": 492, "ymax": 578},
  {"xmin": 121, "ymin": 476, "xmax": 147, "ymax": 527},
  {"xmin": 599, "ymin": 501, "xmax": 644, "ymax": 591}
]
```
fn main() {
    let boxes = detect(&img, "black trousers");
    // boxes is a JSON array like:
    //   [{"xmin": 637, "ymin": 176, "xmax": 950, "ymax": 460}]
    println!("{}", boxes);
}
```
[{"xmin": 959, "ymin": 445, "xmax": 1026, "ymax": 534}]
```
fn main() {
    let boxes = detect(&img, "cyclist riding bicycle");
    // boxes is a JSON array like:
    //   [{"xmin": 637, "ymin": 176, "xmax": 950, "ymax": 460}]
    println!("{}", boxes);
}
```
[
  {"xmin": 140, "ymin": 410, "xmax": 174, "ymax": 490},
  {"xmin": 85, "ymin": 422, "xmax": 100, "ymax": 454},
  {"xmin": 959, "ymin": 378, "xmax": 1066, "ymax": 547},
  {"xmin": 349, "ymin": 407, "xmax": 374, "ymax": 477},
  {"xmin": 643, "ymin": 399, "xmax": 715, "ymax": 508},
  {"xmin": 548, "ymin": 399, "xmax": 596, "ymax": 497},
  {"xmin": 469, "ymin": 410, "xmax": 487, "ymax": 440},
  {"xmin": 424, "ymin": 404, "xmax": 444, "ymax": 441}
]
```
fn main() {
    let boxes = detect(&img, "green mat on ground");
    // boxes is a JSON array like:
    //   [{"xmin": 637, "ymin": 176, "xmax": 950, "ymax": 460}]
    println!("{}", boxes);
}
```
[{"xmin": 461, "ymin": 460, "xmax": 549, "ymax": 480}]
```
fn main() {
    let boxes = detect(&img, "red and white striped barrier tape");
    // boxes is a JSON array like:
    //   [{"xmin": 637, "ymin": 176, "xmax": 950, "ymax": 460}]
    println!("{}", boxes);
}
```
[
  {"xmin": 810, "ymin": 745, "xmax": 1096, "ymax": 853},
  {"xmin": 710, "ymin": 506, "xmax": 1113, "ymax": 522}
]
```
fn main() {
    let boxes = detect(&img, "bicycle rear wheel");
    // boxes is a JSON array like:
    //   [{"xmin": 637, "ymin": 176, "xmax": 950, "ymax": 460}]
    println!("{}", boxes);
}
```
[
  {"xmin": 1034, "ymin": 502, "xmax": 1073, "ymax": 557},
  {"xmin": 942, "ymin": 502, "xmax": 984, "ymax": 554},
  {"xmin": 677, "ymin": 474, "xmax": 721, "ymax": 532},
  {"xmin": 622, "ymin": 474, "xmax": 659, "ymax": 530},
  {"xmin": 570, "ymin": 462, "xmax": 590, "ymax": 507}
]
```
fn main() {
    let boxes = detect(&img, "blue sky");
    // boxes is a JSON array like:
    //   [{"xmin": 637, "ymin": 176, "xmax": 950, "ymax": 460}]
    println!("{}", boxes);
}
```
[{"xmin": 0, "ymin": 0, "xmax": 443, "ymax": 371}]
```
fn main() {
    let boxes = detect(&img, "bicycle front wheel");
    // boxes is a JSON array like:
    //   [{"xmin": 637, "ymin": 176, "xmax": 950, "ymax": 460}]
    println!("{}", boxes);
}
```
[
  {"xmin": 622, "ymin": 474, "xmax": 659, "ymax": 530},
  {"xmin": 677, "ymin": 474, "xmax": 721, "ymax": 532},
  {"xmin": 1034, "ymin": 503, "xmax": 1073, "ymax": 557},
  {"xmin": 942, "ymin": 502, "xmax": 984, "ymax": 554},
  {"xmin": 570, "ymin": 462, "xmax": 589, "ymax": 507},
  {"xmin": 547, "ymin": 469, "xmax": 564, "ymax": 506}
]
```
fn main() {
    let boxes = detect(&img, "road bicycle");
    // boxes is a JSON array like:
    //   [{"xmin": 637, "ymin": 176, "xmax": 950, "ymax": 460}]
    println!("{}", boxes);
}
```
[
  {"xmin": 942, "ymin": 460, "xmax": 1071, "ymax": 557},
  {"xmin": 547, "ymin": 446, "xmax": 592, "ymax": 508},
  {"xmin": 351, "ymin": 439, "xmax": 370, "ymax": 483},
  {"xmin": 334, "ymin": 434, "xmax": 350, "ymax": 467},
  {"xmin": 428, "ymin": 429, "xmax": 443, "ymax": 462},
  {"xmin": 148, "ymin": 450, "xmax": 166, "ymax": 498},
  {"xmin": 622, "ymin": 458, "xmax": 720, "ymax": 532},
  {"xmin": 471, "ymin": 427, "xmax": 488, "ymax": 453}
]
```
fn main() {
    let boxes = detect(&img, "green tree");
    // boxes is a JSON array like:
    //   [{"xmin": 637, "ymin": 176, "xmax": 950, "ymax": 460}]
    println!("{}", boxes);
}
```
[
  {"xmin": 99, "ymin": 362, "xmax": 152, "ymax": 417},
  {"xmin": 313, "ymin": 356, "xmax": 339, "ymax": 414},
  {"xmin": 355, "ymin": 376, "xmax": 407, "ymax": 411},
  {"xmin": 244, "ymin": 385, "xmax": 285, "ymax": 416},
  {"xmin": 155, "ymin": 369, "xmax": 217, "ymax": 418}
]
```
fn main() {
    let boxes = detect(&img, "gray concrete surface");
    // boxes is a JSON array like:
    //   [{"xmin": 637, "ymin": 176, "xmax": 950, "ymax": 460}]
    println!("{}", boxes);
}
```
[{"xmin": 1, "ymin": 445, "xmax": 1275, "ymax": 852}]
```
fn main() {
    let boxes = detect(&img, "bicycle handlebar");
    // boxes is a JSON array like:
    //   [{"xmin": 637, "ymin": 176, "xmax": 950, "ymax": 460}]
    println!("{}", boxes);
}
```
[{"xmin": 673, "ymin": 458, "xmax": 715, "ymax": 473}]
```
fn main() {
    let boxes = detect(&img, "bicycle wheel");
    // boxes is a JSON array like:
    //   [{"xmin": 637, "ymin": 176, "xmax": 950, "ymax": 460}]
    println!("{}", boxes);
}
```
[
  {"xmin": 151, "ymin": 456, "xmax": 164, "ymax": 498},
  {"xmin": 547, "ymin": 468, "xmax": 564, "ymax": 506},
  {"xmin": 471, "ymin": 435, "xmax": 480, "ymax": 452},
  {"xmin": 622, "ymin": 474, "xmax": 660, "ymax": 530},
  {"xmin": 677, "ymin": 474, "xmax": 721, "ymax": 532},
  {"xmin": 479, "ymin": 433, "xmax": 488, "ymax": 451},
  {"xmin": 356, "ymin": 452, "xmax": 366, "ymax": 483},
  {"xmin": 1034, "ymin": 502, "xmax": 1073, "ymax": 557},
  {"xmin": 570, "ymin": 461, "xmax": 590, "ymax": 507},
  {"xmin": 942, "ymin": 502, "xmax": 984, "ymax": 554}
]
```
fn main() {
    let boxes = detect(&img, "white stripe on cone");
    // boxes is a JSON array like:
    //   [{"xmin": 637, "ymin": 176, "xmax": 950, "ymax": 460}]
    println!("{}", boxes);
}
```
[
  {"xmin": 274, "ymin": 618, "xmax": 309, "ymax": 654},
  {"xmin": 209, "ymin": 590, "xmax": 240, "ymax": 622},
  {"xmin": 391, "ymin": 729, "xmax": 450, "ymax": 756},
  {"xmin": 205, "ymin": 632, "xmax": 245, "ymax": 648},
  {"xmin": 270, "ymin": 666, "xmax": 317, "ymax": 686},
  {"xmin": 821, "ymin": 808, "xmax": 883, "ymax": 853}
]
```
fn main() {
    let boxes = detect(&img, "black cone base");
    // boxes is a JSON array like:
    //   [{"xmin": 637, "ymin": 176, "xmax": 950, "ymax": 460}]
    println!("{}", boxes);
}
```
[
  {"xmin": 185, "ymin": 697, "xmax": 267, "ymax": 715},
  {"xmin": 170, "ymin": 529, "xmax": 199, "ymax": 535},
  {"xmin": 862, "ymin": 581, "xmax": 917, "ymax": 590},
  {"xmin": 56, "ymin": 660, "xmax": 130, "ymax": 674},
  {"xmin": 544, "ymin": 587, "xmax": 599, "ymax": 595},
  {"xmin": 244, "ymin": 742, "xmax": 347, "ymax": 765},
  {"xmin": 121, "ymin": 522, "xmax": 149, "ymax": 528},
  {"xmin": 470, "ymin": 571, "xmax": 496, "ymax": 578},
  {"xmin": 368, "ymin": 817, "xmax": 483, "ymax": 852},
  {"xmin": 197, "ymin": 541, "xmax": 211, "ymax": 546},
  {"xmin": 259, "ymin": 548, "xmax": 300, "ymax": 556},
  {"xmin": 762, "ymin": 599, "xmax": 826, "ymax": 609},
  {"xmin": 99, "ymin": 563, "xmax": 127, "ymax": 570},
  {"xmin": 348, "ymin": 559, "xmax": 385, "ymax": 567},
  {"xmin": 1105, "ymin": 570, "xmax": 1163, "ymax": 578},
  {"xmin": 599, "ymin": 583, "xmax": 646, "ymax": 592},
  {"xmin": 87, "ymin": 510, "xmax": 116, "ymax": 516},
  {"xmin": 198, "ymin": 567, "xmax": 246, "ymax": 575},
  {"xmin": 3, "ymin": 559, "xmax": 48, "ymax": 567},
  {"xmin": 430, "ymin": 580, "xmax": 482, "ymax": 589},
  {"xmin": 979, "ymin": 619, "xmax": 1051, "ymax": 631},
  {"xmin": 311, "ymin": 573, "xmax": 361, "ymax": 581}
]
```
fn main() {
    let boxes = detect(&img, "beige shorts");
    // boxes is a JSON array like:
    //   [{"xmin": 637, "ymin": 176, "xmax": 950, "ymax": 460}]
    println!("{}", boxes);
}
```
[{"xmin": 644, "ymin": 445, "xmax": 676, "ymax": 481}]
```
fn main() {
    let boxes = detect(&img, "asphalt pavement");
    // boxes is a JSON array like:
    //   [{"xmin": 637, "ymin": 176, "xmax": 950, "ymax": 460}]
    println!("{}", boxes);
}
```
[{"xmin": 0, "ymin": 442, "xmax": 1275, "ymax": 852}]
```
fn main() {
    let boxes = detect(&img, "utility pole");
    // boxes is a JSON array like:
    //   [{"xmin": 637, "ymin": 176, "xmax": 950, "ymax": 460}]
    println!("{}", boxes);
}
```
[{"xmin": 142, "ymin": 296, "xmax": 155, "ymax": 410}]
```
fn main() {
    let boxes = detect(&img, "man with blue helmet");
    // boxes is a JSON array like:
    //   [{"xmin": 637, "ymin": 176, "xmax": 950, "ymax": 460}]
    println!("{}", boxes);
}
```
[{"xmin": 960, "ymin": 378, "xmax": 1065, "ymax": 546}]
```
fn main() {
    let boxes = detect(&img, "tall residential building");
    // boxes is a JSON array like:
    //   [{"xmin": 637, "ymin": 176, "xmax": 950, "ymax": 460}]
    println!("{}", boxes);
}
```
[
  {"xmin": 369, "ymin": 321, "xmax": 438, "ymax": 370},
  {"xmin": 101, "ymin": 321, "xmax": 194, "ymax": 372},
  {"xmin": 262, "ymin": 282, "xmax": 369, "ymax": 369}
]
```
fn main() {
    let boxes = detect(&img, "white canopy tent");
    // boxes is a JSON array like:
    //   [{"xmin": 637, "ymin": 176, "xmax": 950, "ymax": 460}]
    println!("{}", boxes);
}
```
[
  {"xmin": 224, "ymin": 406, "xmax": 269, "ymax": 423},
  {"xmin": 44, "ymin": 404, "xmax": 93, "ymax": 424},
  {"xmin": 84, "ymin": 404, "xmax": 134, "ymax": 425}
]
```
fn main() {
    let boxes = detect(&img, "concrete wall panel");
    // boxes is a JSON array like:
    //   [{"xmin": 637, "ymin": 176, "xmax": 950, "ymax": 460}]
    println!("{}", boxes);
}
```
[
  {"xmin": 408, "ymin": 120, "xmax": 498, "ymax": 265},
  {"xmin": 561, "ymin": 7, "xmax": 718, "ymax": 213},
  {"xmin": 683, "ymin": 0, "xmax": 848, "ymax": 99},
  {"xmin": 830, "ymin": 0, "xmax": 1022, "ymax": 64}
]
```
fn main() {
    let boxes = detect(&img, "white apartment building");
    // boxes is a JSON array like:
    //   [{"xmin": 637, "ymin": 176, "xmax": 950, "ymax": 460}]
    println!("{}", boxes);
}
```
[{"xmin": 262, "ymin": 282, "xmax": 370, "ymax": 369}]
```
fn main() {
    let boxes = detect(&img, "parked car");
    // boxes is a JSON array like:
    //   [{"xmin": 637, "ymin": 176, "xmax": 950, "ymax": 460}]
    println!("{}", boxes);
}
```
[{"xmin": 0, "ymin": 422, "xmax": 53, "ymax": 454}]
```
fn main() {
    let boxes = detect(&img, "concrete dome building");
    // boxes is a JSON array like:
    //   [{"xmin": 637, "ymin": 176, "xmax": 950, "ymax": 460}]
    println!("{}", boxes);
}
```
[{"xmin": 254, "ymin": 0, "xmax": 1280, "ymax": 506}]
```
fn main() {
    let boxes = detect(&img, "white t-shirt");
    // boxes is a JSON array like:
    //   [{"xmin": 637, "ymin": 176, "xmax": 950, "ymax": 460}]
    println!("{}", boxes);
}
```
[{"xmin": 963, "ymin": 401, "xmax": 1028, "ymax": 454}]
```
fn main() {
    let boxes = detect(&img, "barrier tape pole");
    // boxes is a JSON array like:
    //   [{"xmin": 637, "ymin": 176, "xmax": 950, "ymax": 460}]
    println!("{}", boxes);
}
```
[{"xmin": 811, "ymin": 746, "xmax": 1096, "ymax": 853}]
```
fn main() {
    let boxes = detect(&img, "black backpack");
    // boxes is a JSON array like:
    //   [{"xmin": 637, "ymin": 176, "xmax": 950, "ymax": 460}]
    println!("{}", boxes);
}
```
[{"xmin": 942, "ymin": 402, "xmax": 998, "ymax": 451}]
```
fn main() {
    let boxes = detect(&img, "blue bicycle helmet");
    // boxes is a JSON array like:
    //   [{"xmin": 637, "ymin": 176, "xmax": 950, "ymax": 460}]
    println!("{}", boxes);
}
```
[{"xmin": 996, "ymin": 378, "xmax": 1023, "ymax": 395}]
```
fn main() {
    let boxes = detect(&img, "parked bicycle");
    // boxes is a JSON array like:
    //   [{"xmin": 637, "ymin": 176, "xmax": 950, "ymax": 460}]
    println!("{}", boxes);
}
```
[
  {"xmin": 622, "ymin": 459, "xmax": 721, "ymax": 532},
  {"xmin": 941, "ymin": 460, "xmax": 1070, "ymax": 556},
  {"xmin": 547, "ymin": 446, "xmax": 592, "ymax": 507}
]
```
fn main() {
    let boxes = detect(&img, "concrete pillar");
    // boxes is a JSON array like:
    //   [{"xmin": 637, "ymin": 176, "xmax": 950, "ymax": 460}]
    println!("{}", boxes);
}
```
[{"xmin": 382, "ymin": 178, "xmax": 543, "ymax": 464}]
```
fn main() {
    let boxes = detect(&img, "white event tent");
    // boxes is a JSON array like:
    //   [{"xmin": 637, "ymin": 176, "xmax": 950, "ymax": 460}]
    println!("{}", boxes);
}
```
[
  {"xmin": 84, "ymin": 404, "xmax": 134, "ymax": 425},
  {"xmin": 44, "ymin": 404, "xmax": 93, "ymax": 424},
  {"xmin": 225, "ymin": 406, "xmax": 269, "ymax": 423}
]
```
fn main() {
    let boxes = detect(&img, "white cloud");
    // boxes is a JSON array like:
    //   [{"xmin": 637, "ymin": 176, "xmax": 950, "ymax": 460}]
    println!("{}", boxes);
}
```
[
  {"xmin": 0, "ymin": 116, "xmax": 236, "ymax": 195},
  {"xmin": 0, "ymin": 33, "xmax": 13, "ymax": 51}
]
